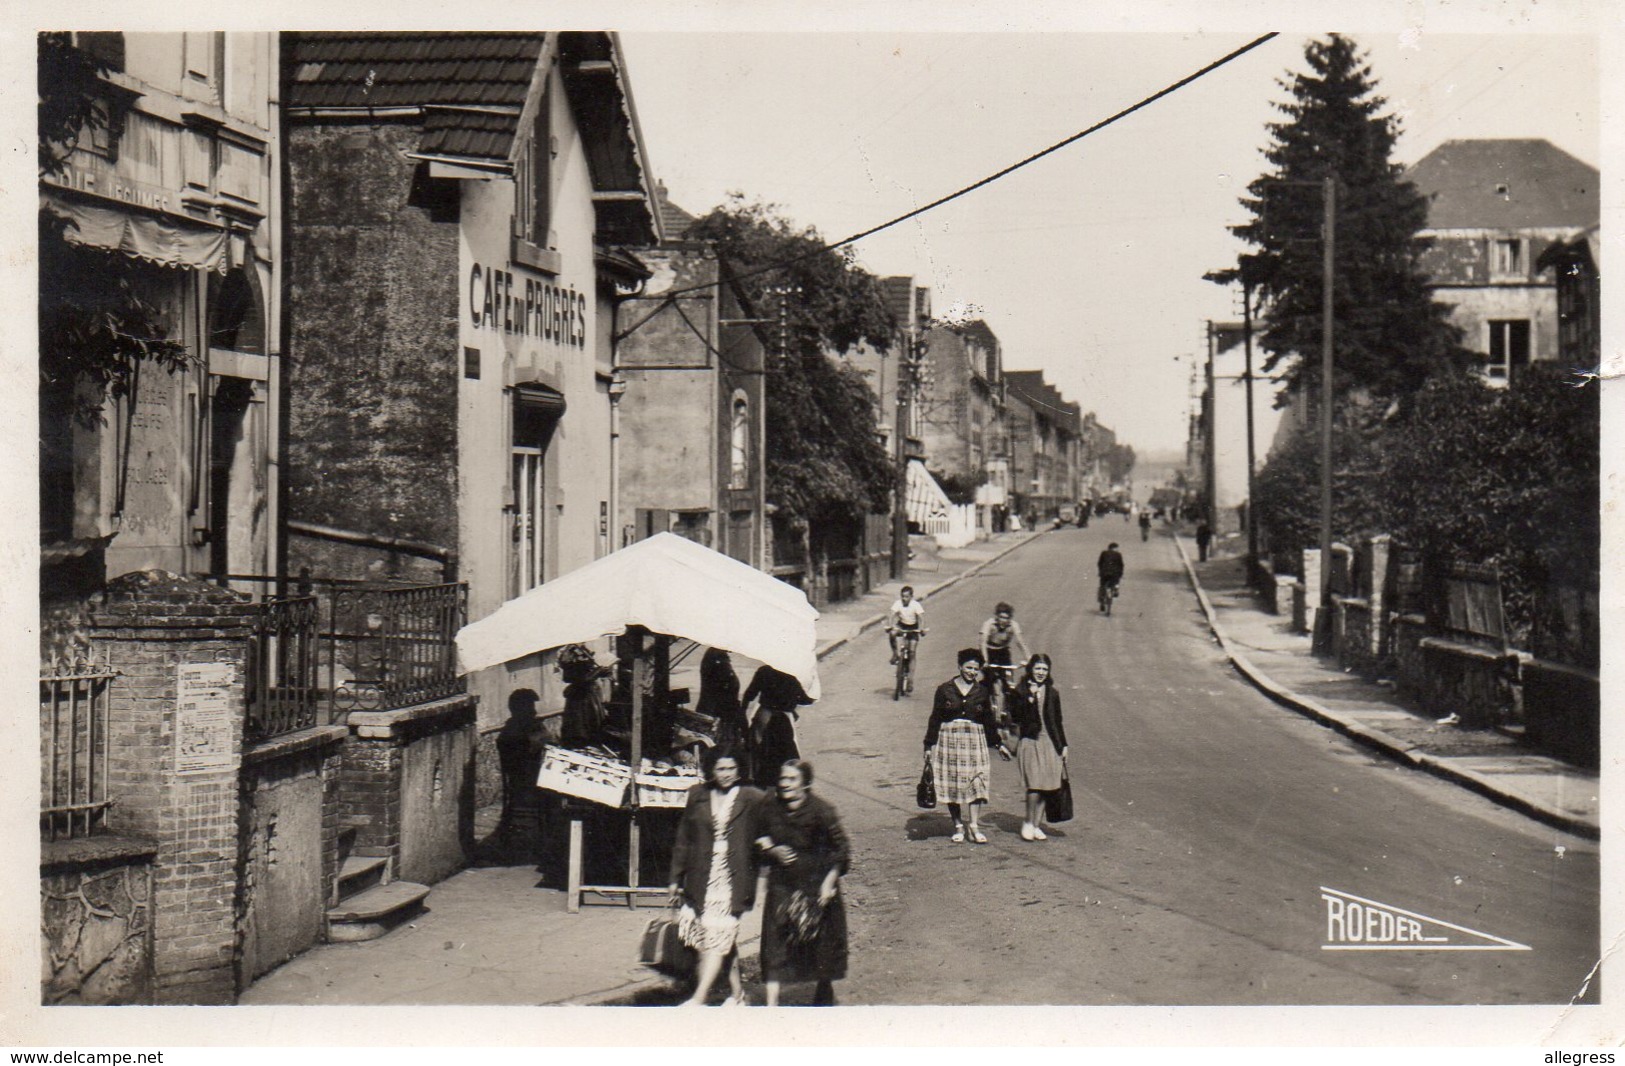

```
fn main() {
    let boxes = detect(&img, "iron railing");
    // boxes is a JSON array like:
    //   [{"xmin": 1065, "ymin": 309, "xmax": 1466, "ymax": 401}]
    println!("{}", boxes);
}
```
[
  {"xmin": 40, "ymin": 654, "xmax": 116, "ymax": 841},
  {"xmin": 202, "ymin": 574, "xmax": 468, "ymax": 726},
  {"xmin": 328, "ymin": 583, "xmax": 467, "ymax": 712},
  {"xmin": 246, "ymin": 595, "xmax": 322, "ymax": 742}
]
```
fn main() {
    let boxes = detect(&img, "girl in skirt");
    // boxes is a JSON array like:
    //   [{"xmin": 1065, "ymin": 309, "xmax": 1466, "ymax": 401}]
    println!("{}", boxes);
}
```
[{"xmin": 923, "ymin": 648, "xmax": 1012, "ymax": 843}]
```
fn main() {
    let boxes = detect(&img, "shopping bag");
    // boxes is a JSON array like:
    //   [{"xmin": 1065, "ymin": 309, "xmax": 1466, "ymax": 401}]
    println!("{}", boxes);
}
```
[
  {"xmin": 638, "ymin": 905, "xmax": 696, "ymax": 978},
  {"xmin": 1043, "ymin": 777, "xmax": 1074, "ymax": 824},
  {"xmin": 916, "ymin": 758, "xmax": 937, "ymax": 809}
]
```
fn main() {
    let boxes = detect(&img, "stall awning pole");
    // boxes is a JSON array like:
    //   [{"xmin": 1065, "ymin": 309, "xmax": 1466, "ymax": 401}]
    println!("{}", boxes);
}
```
[{"xmin": 628, "ymin": 632, "xmax": 646, "ymax": 897}]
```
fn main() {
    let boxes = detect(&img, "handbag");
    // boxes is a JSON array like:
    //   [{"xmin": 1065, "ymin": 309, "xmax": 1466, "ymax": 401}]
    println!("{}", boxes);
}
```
[
  {"xmin": 916, "ymin": 757, "xmax": 937, "ymax": 809},
  {"xmin": 775, "ymin": 888, "xmax": 824, "ymax": 945},
  {"xmin": 638, "ymin": 903, "xmax": 696, "ymax": 978},
  {"xmin": 1044, "ymin": 776, "xmax": 1074, "ymax": 824}
]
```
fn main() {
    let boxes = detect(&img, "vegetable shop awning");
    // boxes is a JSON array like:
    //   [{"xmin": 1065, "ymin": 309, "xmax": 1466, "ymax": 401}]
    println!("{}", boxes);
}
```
[{"xmin": 454, "ymin": 531, "xmax": 822, "ymax": 700}]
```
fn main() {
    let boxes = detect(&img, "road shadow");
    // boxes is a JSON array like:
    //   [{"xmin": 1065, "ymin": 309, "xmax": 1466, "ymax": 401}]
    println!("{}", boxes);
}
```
[{"xmin": 904, "ymin": 812, "xmax": 963, "ymax": 840}]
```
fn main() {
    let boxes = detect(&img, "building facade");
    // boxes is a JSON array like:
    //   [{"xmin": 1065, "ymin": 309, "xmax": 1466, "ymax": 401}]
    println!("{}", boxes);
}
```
[
  {"xmin": 40, "ymin": 32, "xmax": 283, "ymax": 600},
  {"xmin": 1407, "ymin": 139, "xmax": 1599, "ymax": 385},
  {"xmin": 917, "ymin": 318, "xmax": 1006, "ymax": 525},
  {"xmin": 281, "ymin": 32, "xmax": 659, "ymax": 745},
  {"xmin": 1003, "ymin": 370, "xmax": 1083, "ymax": 521},
  {"xmin": 612, "ymin": 190, "xmax": 767, "ymax": 566}
]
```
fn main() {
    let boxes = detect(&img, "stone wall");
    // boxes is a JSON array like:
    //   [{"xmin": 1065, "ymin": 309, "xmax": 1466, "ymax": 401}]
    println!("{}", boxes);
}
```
[
  {"xmin": 238, "ymin": 727, "xmax": 347, "ymax": 985},
  {"xmin": 41, "ymin": 838, "xmax": 156, "ymax": 1005},
  {"xmin": 1522, "ymin": 659, "xmax": 1600, "ymax": 768}
]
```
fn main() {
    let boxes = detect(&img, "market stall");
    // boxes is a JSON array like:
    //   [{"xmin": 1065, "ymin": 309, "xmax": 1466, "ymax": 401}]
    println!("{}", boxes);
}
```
[{"xmin": 455, "ymin": 532, "xmax": 821, "ymax": 911}]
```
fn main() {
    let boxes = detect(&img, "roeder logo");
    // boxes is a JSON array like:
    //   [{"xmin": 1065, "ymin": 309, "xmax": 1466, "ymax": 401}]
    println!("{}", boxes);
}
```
[{"xmin": 1320, "ymin": 887, "xmax": 1531, "ymax": 951}]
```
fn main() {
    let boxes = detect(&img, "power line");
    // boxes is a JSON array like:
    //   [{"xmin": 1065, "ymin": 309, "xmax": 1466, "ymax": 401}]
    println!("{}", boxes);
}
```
[{"xmin": 658, "ymin": 32, "xmax": 1281, "ymax": 302}]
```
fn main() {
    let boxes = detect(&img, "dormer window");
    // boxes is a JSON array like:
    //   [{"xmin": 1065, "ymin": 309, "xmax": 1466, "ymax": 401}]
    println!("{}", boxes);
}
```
[
  {"xmin": 511, "ymin": 94, "xmax": 561, "ymax": 274},
  {"xmin": 1490, "ymin": 238, "xmax": 1524, "ymax": 279}
]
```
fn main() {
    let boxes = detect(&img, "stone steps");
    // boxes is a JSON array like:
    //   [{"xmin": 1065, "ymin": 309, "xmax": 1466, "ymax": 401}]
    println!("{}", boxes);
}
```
[{"xmin": 326, "ymin": 881, "xmax": 431, "ymax": 943}]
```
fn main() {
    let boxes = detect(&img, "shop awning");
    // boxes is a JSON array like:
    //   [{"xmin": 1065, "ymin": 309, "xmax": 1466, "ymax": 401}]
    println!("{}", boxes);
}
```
[
  {"xmin": 43, "ymin": 193, "xmax": 228, "ymax": 273},
  {"xmin": 454, "ymin": 531, "xmax": 822, "ymax": 699}
]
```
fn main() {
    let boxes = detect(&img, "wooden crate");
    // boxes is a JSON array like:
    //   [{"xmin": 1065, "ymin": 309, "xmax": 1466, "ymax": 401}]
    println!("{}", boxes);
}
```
[{"xmin": 538, "ymin": 747, "xmax": 631, "ymax": 808}]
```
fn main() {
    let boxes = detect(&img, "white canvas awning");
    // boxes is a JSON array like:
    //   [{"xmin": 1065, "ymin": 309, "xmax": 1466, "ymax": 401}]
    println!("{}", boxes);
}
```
[{"xmin": 454, "ymin": 532, "xmax": 821, "ymax": 699}]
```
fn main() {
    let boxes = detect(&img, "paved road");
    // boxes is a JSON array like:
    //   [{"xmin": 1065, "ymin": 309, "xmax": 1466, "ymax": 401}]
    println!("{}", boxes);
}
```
[{"xmin": 791, "ymin": 524, "xmax": 1599, "ymax": 1006}]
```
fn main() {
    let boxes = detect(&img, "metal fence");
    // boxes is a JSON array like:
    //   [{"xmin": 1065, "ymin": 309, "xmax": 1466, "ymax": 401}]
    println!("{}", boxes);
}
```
[
  {"xmin": 40, "ymin": 654, "xmax": 116, "ymax": 841},
  {"xmin": 246, "ymin": 595, "xmax": 321, "ymax": 742},
  {"xmin": 328, "ymin": 583, "xmax": 467, "ymax": 712}
]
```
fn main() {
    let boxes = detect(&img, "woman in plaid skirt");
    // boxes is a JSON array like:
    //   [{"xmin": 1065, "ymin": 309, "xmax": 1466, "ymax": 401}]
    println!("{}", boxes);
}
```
[{"xmin": 924, "ymin": 648, "xmax": 1012, "ymax": 844}]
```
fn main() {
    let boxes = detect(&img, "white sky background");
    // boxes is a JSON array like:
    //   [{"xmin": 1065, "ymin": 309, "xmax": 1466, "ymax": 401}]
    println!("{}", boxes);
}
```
[{"xmin": 620, "ymin": 30, "xmax": 1600, "ymax": 458}]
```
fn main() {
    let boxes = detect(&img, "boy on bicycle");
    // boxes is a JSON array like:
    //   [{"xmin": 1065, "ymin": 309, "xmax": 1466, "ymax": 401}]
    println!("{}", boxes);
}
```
[
  {"xmin": 1098, "ymin": 542, "xmax": 1125, "ymax": 607},
  {"xmin": 979, "ymin": 602, "xmax": 1031, "ymax": 714},
  {"xmin": 887, "ymin": 585, "xmax": 926, "ymax": 664}
]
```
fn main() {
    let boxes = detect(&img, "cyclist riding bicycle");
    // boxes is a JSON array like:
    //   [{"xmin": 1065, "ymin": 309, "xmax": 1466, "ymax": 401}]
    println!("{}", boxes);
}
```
[
  {"xmin": 1097, "ymin": 541, "xmax": 1125, "ymax": 610},
  {"xmin": 887, "ymin": 585, "xmax": 926, "ymax": 665},
  {"xmin": 978, "ymin": 602, "xmax": 1031, "ymax": 718}
]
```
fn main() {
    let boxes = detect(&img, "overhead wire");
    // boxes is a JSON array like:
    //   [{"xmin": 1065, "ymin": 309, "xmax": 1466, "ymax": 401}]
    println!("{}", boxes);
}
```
[{"xmin": 652, "ymin": 32, "xmax": 1282, "ymax": 304}]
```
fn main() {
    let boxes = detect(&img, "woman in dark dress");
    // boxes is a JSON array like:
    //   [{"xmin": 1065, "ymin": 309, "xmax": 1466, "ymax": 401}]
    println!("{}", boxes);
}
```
[
  {"xmin": 924, "ymin": 648, "xmax": 1012, "ymax": 844},
  {"xmin": 741, "ymin": 665, "xmax": 811, "ymax": 789},
  {"xmin": 695, "ymin": 648, "xmax": 745, "ymax": 753},
  {"xmin": 668, "ymin": 746, "xmax": 763, "ymax": 1006},
  {"xmin": 756, "ymin": 759, "xmax": 850, "ymax": 1007},
  {"xmin": 1008, "ymin": 652, "xmax": 1068, "ymax": 841}
]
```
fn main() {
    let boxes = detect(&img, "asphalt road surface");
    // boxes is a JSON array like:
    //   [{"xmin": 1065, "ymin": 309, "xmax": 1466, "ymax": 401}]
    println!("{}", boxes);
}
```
[{"xmin": 788, "ymin": 524, "xmax": 1599, "ymax": 1006}]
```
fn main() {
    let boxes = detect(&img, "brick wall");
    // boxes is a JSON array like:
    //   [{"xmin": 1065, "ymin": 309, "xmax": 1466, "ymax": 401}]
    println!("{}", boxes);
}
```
[{"xmin": 87, "ymin": 571, "xmax": 255, "ymax": 1005}]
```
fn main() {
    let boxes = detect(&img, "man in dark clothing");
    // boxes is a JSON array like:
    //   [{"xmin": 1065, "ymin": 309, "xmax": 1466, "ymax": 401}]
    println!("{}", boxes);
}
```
[
  {"xmin": 1195, "ymin": 522, "xmax": 1214, "ymax": 562},
  {"xmin": 1096, "ymin": 542, "xmax": 1125, "ymax": 612}
]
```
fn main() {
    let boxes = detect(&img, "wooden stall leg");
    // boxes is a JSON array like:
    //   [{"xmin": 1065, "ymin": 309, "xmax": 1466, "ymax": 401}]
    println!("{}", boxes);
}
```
[
  {"xmin": 627, "ymin": 811, "xmax": 641, "ymax": 908},
  {"xmin": 567, "ymin": 817, "xmax": 584, "ymax": 914}
]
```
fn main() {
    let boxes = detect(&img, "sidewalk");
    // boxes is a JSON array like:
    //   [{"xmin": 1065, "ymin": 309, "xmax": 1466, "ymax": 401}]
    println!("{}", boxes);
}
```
[
  {"xmin": 1176, "ymin": 534, "xmax": 1599, "ymax": 841},
  {"xmin": 239, "ymin": 530, "xmax": 1045, "ymax": 1007}
]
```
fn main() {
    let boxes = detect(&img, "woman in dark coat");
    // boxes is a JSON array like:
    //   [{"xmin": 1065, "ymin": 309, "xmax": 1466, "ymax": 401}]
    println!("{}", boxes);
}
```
[
  {"xmin": 695, "ymin": 648, "xmax": 745, "ymax": 753},
  {"xmin": 742, "ymin": 665, "xmax": 811, "ymax": 789},
  {"xmin": 668, "ymin": 745, "xmax": 763, "ymax": 1006},
  {"xmin": 1008, "ymin": 652, "xmax": 1068, "ymax": 841},
  {"xmin": 756, "ymin": 759, "xmax": 850, "ymax": 1006},
  {"xmin": 924, "ymin": 648, "xmax": 1012, "ymax": 844}
]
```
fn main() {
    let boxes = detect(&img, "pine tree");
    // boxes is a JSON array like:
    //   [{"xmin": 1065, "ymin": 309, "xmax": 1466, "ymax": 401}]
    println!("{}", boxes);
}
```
[{"xmin": 1227, "ymin": 34, "xmax": 1468, "ymax": 400}]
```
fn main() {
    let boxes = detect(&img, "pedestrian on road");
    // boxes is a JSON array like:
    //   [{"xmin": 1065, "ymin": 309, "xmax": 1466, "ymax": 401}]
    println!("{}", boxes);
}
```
[
  {"xmin": 669, "ymin": 746, "xmax": 763, "ymax": 1007},
  {"xmin": 1009, "ymin": 654, "xmax": 1068, "ymax": 842},
  {"xmin": 1196, "ymin": 521, "xmax": 1214, "ymax": 562},
  {"xmin": 742, "ymin": 665, "xmax": 811, "ymax": 790},
  {"xmin": 756, "ymin": 759, "xmax": 850, "ymax": 1007},
  {"xmin": 886, "ymin": 585, "xmax": 926, "ymax": 665},
  {"xmin": 925, "ymin": 648, "xmax": 1013, "ymax": 844},
  {"xmin": 696, "ymin": 648, "xmax": 744, "ymax": 752},
  {"xmin": 1139, "ymin": 510, "xmax": 1152, "ymax": 542}
]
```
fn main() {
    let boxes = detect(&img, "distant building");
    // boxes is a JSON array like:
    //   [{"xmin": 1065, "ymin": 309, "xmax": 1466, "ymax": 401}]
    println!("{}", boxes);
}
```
[
  {"xmin": 917, "ymin": 319, "xmax": 1007, "ymax": 529},
  {"xmin": 282, "ymin": 32, "xmax": 659, "ymax": 745},
  {"xmin": 1535, "ymin": 226, "xmax": 1601, "ymax": 373},
  {"xmin": 612, "ymin": 188, "xmax": 768, "ymax": 567},
  {"xmin": 1407, "ymin": 139, "xmax": 1599, "ymax": 385},
  {"xmin": 1003, "ymin": 370, "xmax": 1082, "ymax": 521},
  {"xmin": 40, "ymin": 32, "xmax": 283, "ymax": 599}
]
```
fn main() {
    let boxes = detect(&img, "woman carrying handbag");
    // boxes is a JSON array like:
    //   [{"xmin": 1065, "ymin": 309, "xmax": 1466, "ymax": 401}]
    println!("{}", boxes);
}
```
[{"xmin": 1008, "ymin": 653, "xmax": 1070, "ymax": 840}]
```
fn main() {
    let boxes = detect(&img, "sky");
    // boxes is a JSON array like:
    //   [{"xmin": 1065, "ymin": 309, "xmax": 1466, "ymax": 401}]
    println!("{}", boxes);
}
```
[{"xmin": 619, "ymin": 26, "xmax": 1601, "ymax": 458}]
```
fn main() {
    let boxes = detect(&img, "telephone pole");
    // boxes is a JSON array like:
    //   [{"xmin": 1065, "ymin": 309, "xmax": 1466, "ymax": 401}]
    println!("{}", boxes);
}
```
[{"xmin": 892, "ymin": 327, "xmax": 929, "ymax": 580}]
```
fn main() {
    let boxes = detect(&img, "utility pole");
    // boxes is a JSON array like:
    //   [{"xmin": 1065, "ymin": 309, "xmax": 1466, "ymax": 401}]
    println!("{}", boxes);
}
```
[
  {"xmin": 1241, "ymin": 277, "xmax": 1257, "ymax": 571},
  {"xmin": 1204, "ymin": 322, "xmax": 1217, "ymax": 531},
  {"xmin": 891, "ymin": 325, "xmax": 927, "ymax": 580},
  {"xmin": 1315, "ymin": 175, "xmax": 1337, "ymax": 653}
]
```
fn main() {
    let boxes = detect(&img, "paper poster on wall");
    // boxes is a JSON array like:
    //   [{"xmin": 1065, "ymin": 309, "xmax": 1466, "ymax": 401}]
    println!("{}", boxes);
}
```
[{"xmin": 175, "ymin": 662, "xmax": 238, "ymax": 775}]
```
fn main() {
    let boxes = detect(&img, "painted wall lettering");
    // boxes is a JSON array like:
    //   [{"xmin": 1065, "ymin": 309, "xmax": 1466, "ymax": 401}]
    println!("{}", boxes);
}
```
[{"xmin": 468, "ymin": 262, "xmax": 587, "ymax": 348}]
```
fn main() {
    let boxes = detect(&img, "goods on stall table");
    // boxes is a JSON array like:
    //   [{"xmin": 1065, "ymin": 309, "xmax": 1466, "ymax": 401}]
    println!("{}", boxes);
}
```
[
  {"xmin": 537, "ymin": 747, "xmax": 632, "ymax": 808},
  {"xmin": 636, "ymin": 760, "xmax": 703, "ymax": 808}
]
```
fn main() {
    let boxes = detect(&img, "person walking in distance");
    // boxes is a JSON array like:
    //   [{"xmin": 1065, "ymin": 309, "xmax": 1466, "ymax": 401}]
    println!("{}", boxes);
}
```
[
  {"xmin": 1008, "ymin": 654, "xmax": 1068, "ymax": 841},
  {"xmin": 886, "ymin": 585, "xmax": 925, "ymax": 665},
  {"xmin": 1195, "ymin": 521, "xmax": 1214, "ymax": 563},
  {"xmin": 1097, "ymin": 541, "xmax": 1125, "ymax": 612},
  {"xmin": 924, "ymin": 648, "xmax": 1013, "ymax": 844},
  {"xmin": 1139, "ymin": 509, "xmax": 1152, "ymax": 542}
]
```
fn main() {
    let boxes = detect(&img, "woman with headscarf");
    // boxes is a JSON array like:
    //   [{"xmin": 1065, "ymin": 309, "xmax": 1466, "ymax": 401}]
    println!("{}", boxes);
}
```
[
  {"xmin": 741, "ymin": 665, "xmax": 811, "ymax": 790},
  {"xmin": 668, "ymin": 745, "xmax": 763, "ymax": 1006},
  {"xmin": 1008, "ymin": 652, "xmax": 1068, "ymax": 841},
  {"xmin": 756, "ymin": 759, "xmax": 850, "ymax": 1006},
  {"xmin": 923, "ymin": 648, "xmax": 1012, "ymax": 844},
  {"xmin": 695, "ymin": 648, "xmax": 745, "ymax": 754}
]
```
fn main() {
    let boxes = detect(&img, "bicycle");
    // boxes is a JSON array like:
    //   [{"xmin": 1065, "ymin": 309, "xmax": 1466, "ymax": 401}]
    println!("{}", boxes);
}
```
[
  {"xmin": 891, "ymin": 627, "xmax": 926, "ymax": 700},
  {"xmin": 1098, "ymin": 579, "xmax": 1120, "ymax": 616},
  {"xmin": 981, "ymin": 660, "xmax": 1023, "ymax": 737}
]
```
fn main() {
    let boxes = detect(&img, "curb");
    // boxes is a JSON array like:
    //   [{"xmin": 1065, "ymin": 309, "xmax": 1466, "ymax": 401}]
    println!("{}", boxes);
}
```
[
  {"xmin": 1173, "ymin": 535, "xmax": 1598, "ymax": 840},
  {"xmin": 813, "ymin": 531, "xmax": 1046, "ymax": 661}
]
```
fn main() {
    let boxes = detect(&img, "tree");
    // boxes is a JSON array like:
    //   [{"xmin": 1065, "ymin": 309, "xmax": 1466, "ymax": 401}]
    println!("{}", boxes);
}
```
[
  {"xmin": 1225, "ymin": 34, "xmax": 1469, "ymax": 401},
  {"xmin": 687, "ymin": 196, "xmax": 897, "ymax": 531}
]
